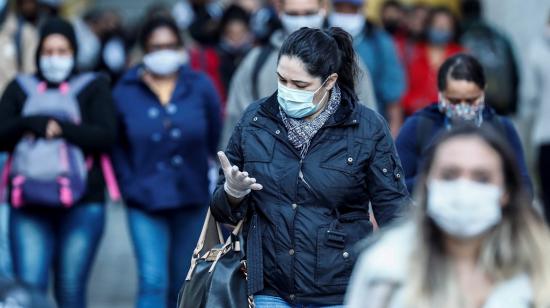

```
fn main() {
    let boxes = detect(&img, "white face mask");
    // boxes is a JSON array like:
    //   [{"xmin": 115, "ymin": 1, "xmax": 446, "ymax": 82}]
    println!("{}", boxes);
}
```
[
  {"xmin": 329, "ymin": 13, "xmax": 365, "ymax": 37},
  {"xmin": 40, "ymin": 56, "xmax": 74, "ymax": 83},
  {"xmin": 427, "ymin": 179, "xmax": 503, "ymax": 239},
  {"xmin": 103, "ymin": 37, "xmax": 126, "ymax": 72},
  {"xmin": 277, "ymin": 80, "xmax": 328, "ymax": 118},
  {"xmin": 143, "ymin": 49, "xmax": 188, "ymax": 76},
  {"xmin": 280, "ymin": 13, "xmax": 325, "ymax": 34}
]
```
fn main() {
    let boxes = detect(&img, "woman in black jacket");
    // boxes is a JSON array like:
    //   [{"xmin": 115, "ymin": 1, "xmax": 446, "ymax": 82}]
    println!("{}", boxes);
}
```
[
  {"xmin": 0, "ymin": 18, "xmax": 116, "ymax": 308},
  {"xmin": 211, "ymin": 27, "xmax": 411, "ymax": 307}
]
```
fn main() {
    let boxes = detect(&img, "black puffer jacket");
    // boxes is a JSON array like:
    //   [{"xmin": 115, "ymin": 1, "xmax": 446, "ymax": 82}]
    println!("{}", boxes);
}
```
[{"xmin": 210, "ymin": 89, "xmax": 411, "ymax": 305}]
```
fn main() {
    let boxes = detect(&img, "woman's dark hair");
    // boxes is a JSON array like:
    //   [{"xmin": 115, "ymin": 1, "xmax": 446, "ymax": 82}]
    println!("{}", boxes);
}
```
[
  {"xmin": 412, "ymin": 125, "xmax": 548, "ymax": 304},
  {"xmin": 139, "ymin": 15, "xmax": 183, "ymax": 50},
  {"xmin": 220, "ymin": 5, "xmax": 250, "ymax": 32},
  {"xmin": 381, "ymin": 0, "xmax": 403, "ymax": 13},
  {"xmin": 437, "ymin": 53, "xmax": 486, "ymax": 91},
  {"xmin": 425, "ymin": 6, "xmax": 460, "ymax": 42},
  {"xmin": 278, "ymin": 27, "xmax": 359, "ymax": 97}
]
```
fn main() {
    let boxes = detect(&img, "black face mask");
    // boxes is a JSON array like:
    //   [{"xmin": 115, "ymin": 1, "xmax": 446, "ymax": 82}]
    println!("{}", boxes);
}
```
[{"xmin": 383, "ymin": 21, "xmax": 400, "ymax": 35}]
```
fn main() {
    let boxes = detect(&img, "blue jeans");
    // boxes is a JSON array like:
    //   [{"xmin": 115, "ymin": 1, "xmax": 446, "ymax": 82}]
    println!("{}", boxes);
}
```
[
  {"xmin": 126, "ymin": 205, "xmax": 207, "ymax": 308},
  {"xmin": 9, "ymin": 203, "xmax": 105, "ymax": 308},
  {"xmin": 254, "ymin": 295, "xmax": 346, "ymax": 308},
  {"xmin": 0, "ymin": 153, "xmax": 12, "ymax": 279}
]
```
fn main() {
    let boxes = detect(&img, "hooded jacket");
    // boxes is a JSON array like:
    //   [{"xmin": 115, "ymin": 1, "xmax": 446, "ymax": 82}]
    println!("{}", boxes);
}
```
[{"xmin": 0, "ymin": 18, "xmax": 117, "ymax": 204}]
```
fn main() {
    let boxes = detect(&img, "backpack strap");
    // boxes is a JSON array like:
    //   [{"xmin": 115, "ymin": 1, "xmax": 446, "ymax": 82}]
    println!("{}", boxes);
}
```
[
  {"xmin": 13, "ymin": 16, "xmax": 25, "ymax": 71},
  {"xmin": 67, "ymin": 72, "xmax": 97, "ymax": 97},
  {"xmin": 101, "ymin": 154, "xmax": 121, "ymax": 202},
  {"xmin": 0, "ymin": 156, "xmax": 12, "ymax": 203},
  {"xmin": 415, "ymin": 115, "xmax": 435, "ymax": 156},
  {"xmin": 16, "ymin": 75, "xmax": 42, "ymax": 96},
  {"xmin": 251, "ymin": 44, "xmax": 274, "ymax": 101}
]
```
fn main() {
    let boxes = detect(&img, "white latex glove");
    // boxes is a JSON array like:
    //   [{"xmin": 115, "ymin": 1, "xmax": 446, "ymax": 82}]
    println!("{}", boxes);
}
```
[{"xmin": 217, "ymin": 151, "xmax": 263, "ymax": 199}]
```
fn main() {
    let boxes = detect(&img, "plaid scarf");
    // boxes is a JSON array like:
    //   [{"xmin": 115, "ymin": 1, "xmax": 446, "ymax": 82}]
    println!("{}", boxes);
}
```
[{"xmin": 280, "ymin": 85, "xmax": 342, "ymax": 158}]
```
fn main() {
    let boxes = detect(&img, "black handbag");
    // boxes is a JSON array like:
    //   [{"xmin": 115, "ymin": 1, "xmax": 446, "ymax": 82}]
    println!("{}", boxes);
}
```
[{"xmin": 178, "ymin": 209, "xmax": 254, "ymax": 308}]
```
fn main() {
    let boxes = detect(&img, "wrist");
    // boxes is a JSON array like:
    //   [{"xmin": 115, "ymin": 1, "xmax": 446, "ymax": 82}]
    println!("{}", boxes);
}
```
[{"xmin": 224, "ymin": 182, "xmax": 250, "ymax": 199}]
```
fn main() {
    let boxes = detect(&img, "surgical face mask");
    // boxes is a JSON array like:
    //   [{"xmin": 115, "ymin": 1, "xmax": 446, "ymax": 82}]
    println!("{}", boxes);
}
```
[
  {"xmin": 438, "ymin": 94, "xmax": 485, "ymax": 127},
  {"xmin": 329, "ymin": 13, "xmax": 365, "ymax": 37},
  {"xmin": 280, "ymin": 13, "xmax": 325, "ymax": 34},
  {"xmin": 143, "ymin": 49, "xmax": 188, "ymax": 76},
  {"xmin": 427, "ymin": 179, "xmax": 503, "ymax": 239},
  {"xmin": 40, "ymin": 56, "xmax": 74, "ymax": 83},
  {"xmin": 103, "ymin": 37, "xmax": 126, "ymax": 73},
  {"xmin": 277, "ymin": 81, "xmax": 328, "ymax": 118},
  {"xmin": 428, "ymin": 28, "xmax": 453, "ymax": 45}
]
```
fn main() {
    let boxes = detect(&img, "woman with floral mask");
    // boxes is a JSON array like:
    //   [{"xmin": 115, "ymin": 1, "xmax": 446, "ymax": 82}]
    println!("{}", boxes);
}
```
[
  {"xmin": 0, "ymin": 18, "xmax": 117, "ymax": 308},
  {"xmin": 111, "ymin": 15, "xmax": 221, "ymax": 308},
  {"xmin": 211, "ymin": 27, "xmax": 410, "ymax": 307},
  {"xmin": 396, "ymin": 53, "xmax": 532, "ymax": 195},
  {"xmin": 347, "ymin": 126, "xmax": 550, "ymax": 308}
]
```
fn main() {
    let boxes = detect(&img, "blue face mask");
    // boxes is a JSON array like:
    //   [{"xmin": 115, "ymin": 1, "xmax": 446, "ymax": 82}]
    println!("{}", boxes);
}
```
[
  {"xmin": 428, "ymin": 29, "xmax": 453, "ymax": 45},
  {"xmin": 277, "ymin": 80, "xmax": 328, "ymax": 118}
]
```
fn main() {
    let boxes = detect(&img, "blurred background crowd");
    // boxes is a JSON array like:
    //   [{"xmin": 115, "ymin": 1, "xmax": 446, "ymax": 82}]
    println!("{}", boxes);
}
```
[{"xmin": 0, "ymin": 0, "xmax": 549, "ymax": 307}]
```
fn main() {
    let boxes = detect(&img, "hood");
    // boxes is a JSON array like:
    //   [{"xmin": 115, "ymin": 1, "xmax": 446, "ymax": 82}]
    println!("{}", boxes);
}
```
[{"xmin": 35, "ymin": 17, "xmax": 79, "ymax": 82}]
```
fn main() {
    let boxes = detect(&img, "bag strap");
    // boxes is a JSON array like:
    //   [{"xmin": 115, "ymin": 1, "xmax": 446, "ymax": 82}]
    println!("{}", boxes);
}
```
[
  {"xmin": 100, "ymin": 155, "xmax": 121, "ymax": 202},
  {"xmin": 251, "ymin": 44, "xmax": 274, "ymax": 101},
  {"xmin": 13, "ymin": 16, "xmax": 25, "ymax": 71},
  {"xmin": 68, "ymin": 73, "xmax": 97, "ymax": 96},
  {"xmin": 0, "ymin": 156, "xmax": 12, "ymax": 203},
  {"xmin": 16, "ymin": 75, "xmax": 41, "ymax": 96},
  {"xmin": 186, "ymin": 208, "xmax": 226, "ymax": 280}
]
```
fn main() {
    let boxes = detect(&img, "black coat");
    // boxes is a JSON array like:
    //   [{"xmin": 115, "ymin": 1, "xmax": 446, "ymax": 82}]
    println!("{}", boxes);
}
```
[{"xmin": 210, "ymin": 90, "xmax": 411, "ymax": 305}]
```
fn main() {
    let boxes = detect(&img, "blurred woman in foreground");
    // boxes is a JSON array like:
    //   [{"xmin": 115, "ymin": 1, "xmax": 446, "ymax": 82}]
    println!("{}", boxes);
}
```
[{"xmin": 346, "ymin": 126, "xmax": 550, "ymax": 308}]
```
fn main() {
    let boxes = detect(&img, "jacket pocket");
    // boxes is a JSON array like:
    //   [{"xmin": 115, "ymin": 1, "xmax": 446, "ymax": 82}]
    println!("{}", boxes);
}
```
[
  {"xmin": 318, "ymin": 136, "xmax": 372, "ymax": 190},
  {"xmin": 315, "ymin": 213, "xmax": 373, "ymax": 288},
  {"xmin": 242, "ymin": 128, "xmax": 275, "ymax": 163}
]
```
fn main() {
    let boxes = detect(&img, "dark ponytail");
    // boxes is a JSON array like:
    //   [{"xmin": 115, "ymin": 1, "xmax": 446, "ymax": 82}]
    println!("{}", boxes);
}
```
[
  {"xmin": 278, "ymin": 27, "xmax": 359, "ymax": 96},
  {"xmin": 326, "ymin": 27, "xmax": 359, "ymax": 96}
]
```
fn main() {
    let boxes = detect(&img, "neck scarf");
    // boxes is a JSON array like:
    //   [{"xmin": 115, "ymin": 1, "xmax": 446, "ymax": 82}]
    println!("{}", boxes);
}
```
[{"xmin": 280, "ymin": 84, "xmax": 342, "ymax": 158}]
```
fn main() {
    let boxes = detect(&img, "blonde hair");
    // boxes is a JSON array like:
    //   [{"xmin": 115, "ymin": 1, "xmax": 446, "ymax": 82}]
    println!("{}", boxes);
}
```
[{"xmin": 404, "ymin": 127, "xmax": 550, "ymax": 307}]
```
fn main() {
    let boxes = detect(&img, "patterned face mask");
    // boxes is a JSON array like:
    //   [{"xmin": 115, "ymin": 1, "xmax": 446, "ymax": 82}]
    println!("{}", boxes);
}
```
[{"xmin": 438, "ymin": 93, "xmax": 485, "ymax": 126}]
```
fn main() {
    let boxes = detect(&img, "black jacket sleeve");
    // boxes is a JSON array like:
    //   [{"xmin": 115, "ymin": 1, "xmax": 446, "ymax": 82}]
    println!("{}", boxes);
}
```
[
  {"xmin": 0, "ymin": 80, "xmax": 51, "ymax": 152},
  {"xmin": 210, "ymin": 115, "xmax": 250, "ymax": 225},
  {"xmin": 57, "ymin": 75, "xmax": 117, "ymax": 152},
  {"xmin": 367, "ymin": 114, "xmax": 412, "ymax": 226}
]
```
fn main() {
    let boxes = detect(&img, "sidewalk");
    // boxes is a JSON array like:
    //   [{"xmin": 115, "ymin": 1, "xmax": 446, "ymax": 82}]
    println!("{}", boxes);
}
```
[{"xmin": 88, "ymin": 203, "xmax": 136, "ymax": 308}]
